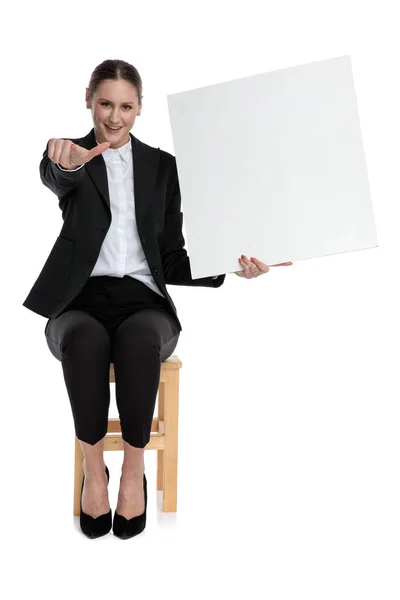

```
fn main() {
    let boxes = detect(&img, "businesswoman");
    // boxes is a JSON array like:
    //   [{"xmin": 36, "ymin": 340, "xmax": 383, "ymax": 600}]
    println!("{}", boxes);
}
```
[{"xmin": 22, "ymin": 58, "xmax": 292, "ymax": 540}]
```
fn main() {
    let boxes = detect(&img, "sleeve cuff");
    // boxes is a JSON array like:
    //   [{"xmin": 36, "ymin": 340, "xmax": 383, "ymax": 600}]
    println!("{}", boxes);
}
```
[
  {"xmin": 212, "ymin": 274, "xmax": 226, "ymax": 287},
  {"xmin": 57, "ymin": 163, "xmax": 84, "ymax": 172}
]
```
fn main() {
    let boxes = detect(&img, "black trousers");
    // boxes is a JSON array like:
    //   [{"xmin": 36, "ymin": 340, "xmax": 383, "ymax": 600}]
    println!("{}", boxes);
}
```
[{"xmin": 44, "ymin": 275, "xmax": 180, "ymax": 448}]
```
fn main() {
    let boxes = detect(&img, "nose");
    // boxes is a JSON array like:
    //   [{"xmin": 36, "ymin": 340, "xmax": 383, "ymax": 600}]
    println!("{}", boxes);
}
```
[{"xmin": 110, "ymin": 108, "xmax": 121, "ymax": 122}]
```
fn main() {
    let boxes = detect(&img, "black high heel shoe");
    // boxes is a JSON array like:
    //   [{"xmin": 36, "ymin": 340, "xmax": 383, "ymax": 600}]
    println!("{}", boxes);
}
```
[
  {"xmin": 112, "ymin": 473, "xmax": 147, "ymax": 539},
  {"xmin": 80, "ymin": 465, "xmax": 112, "ymax": 539}
]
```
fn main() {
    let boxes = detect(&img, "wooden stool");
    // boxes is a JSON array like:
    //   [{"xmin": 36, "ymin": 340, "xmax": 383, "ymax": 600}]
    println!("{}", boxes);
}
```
[{"xmin": 73, "ymin": 354, "xmax": 182, "ymax": 515}]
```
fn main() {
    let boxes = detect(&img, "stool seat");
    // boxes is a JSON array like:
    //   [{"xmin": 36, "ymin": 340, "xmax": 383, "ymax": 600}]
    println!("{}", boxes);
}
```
[{"xmin": 73, "ymin": 354, "xmax": 182, "ymax": 515}]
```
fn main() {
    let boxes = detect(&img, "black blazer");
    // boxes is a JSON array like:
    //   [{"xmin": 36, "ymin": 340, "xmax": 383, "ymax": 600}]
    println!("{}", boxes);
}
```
[{"xmin": 22, "ymin": 128, "xmax": 226, "ymax": 332}]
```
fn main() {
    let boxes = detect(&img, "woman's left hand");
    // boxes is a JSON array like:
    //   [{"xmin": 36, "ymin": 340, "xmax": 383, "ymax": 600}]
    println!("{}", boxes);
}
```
[{"xmin": 234, "ymin": 255, "xmax": 293, "ymax": 278}]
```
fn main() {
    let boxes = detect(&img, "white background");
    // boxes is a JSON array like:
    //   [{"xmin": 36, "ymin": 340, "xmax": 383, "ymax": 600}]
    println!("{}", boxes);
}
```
[{"xmin": 2, "ymin": 1, "xmax": 399, "ymax": 599}]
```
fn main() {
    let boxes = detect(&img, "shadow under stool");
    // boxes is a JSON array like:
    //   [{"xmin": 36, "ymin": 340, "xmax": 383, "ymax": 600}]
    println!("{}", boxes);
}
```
[{"xmin": 73, "ymin": 354, "xmax": 182, "ymax": 515}]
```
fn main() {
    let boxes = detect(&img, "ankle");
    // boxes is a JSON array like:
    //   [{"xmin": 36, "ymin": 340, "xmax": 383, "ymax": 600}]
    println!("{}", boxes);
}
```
[
  {"xmin": 83, "ymin": 460, "xmax": 106, "ymax": 478},
  {"xmin": 120, "ymin": 466, "xmax": 144, "ymax": 480}
]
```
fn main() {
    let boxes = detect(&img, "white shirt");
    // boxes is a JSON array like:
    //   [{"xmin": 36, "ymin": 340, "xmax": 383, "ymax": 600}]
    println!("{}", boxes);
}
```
[{"xmin": 57, "ymin": 137, "xmax": 218, "ymax": 293}]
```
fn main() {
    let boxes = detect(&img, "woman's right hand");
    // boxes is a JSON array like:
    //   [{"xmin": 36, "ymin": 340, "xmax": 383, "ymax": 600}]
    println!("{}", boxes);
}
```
[{"xmin": 47, "ymin": 138, "xmax": 111, "ymax": 170}]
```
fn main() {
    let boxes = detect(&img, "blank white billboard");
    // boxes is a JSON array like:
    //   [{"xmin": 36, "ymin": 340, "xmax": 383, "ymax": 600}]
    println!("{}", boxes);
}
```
[{"xmin": 167, "ymin": 55, "xmax": 378, "ymax": 279}]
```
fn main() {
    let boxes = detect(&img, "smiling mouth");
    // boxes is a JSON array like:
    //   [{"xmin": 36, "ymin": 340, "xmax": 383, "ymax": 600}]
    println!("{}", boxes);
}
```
[{"xmin": 105, "ymin": 125, "xmax": 122, "ymax": 131}]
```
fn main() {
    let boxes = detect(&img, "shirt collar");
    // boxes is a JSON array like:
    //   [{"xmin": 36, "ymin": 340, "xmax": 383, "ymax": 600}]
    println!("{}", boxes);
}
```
[{"xmin": 95, "ymin": 135, "xmax": 132, "ymax": 164}]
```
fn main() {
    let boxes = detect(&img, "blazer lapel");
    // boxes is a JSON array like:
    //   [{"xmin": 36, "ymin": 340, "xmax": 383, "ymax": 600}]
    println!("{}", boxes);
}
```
[{"xmin": 78, "ymin": 128, "xmax": 160, "ymax": 227}]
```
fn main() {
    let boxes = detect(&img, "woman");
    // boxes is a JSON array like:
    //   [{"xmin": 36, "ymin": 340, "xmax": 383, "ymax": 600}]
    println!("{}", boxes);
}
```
[{"xmin": 22, "ymin": 58, "xmax": 292, "ymax": 540}]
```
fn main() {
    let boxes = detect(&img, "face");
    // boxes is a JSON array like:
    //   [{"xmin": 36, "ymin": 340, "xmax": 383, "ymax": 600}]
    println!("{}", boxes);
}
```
[{"xmin": 85, "ymin": 79, "xmax": 142, "ymax": 149}]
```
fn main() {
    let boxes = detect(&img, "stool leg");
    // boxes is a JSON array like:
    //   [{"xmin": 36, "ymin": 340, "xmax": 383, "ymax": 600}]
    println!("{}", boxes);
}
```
[
  {"xmin": 163, "ymin": 370, "xmax": 179, "ymax": 512},
  {"xmin": 73, "ymin": 436, "xmax": 84, "ymax": 516},
  {"xmin": 157, "ymin": 381, "xmax": 165, "ymax": 491}
]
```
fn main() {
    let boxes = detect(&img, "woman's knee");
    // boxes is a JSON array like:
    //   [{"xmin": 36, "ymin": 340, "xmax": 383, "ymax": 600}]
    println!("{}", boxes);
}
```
[
  {"xmin": 113, "ymin": 310, "xmax": 178, "ymax": 353},
  {"xmin": 49, "ymin": 310, "xmax": 111, "ymax": 356}
]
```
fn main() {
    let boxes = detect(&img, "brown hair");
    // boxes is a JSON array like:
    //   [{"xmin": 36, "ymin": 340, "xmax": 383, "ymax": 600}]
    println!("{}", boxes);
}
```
[{"xmin": 87, "ymin": 59, "xmax": 143, "ymax": 105}]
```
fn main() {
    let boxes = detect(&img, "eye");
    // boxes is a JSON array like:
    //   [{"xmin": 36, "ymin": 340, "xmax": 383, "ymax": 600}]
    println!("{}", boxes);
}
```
[{"xmin": 101, "ymin": 102, "xmax": 132, "ymax": 110}]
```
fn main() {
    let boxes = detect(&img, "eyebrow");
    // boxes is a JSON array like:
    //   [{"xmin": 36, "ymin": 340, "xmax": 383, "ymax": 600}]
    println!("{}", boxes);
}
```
[{"xmin": 98, "ymin": 98, "xmax": 135, "ymax": 105}]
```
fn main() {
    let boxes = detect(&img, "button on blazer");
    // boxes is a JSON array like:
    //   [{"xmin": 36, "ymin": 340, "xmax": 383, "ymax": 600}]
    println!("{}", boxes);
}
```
[{"xmin": 22, "ymin": 127, "xmax": 226, "ymax": 332}]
